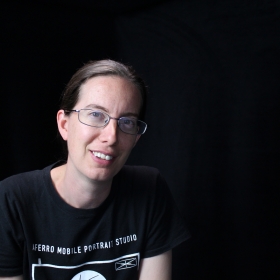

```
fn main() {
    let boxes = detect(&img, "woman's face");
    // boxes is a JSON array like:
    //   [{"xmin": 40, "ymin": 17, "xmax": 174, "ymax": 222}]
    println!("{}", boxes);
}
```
[{"xmin": 57, "ymin": 75, "xmax": 142, "ymax": 185}]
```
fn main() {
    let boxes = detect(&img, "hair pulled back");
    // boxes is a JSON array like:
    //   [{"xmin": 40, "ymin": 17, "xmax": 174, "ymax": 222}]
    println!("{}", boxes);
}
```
[{"xmin": 61, "ymin": 59, "xmax": 147, "ymax": 120}]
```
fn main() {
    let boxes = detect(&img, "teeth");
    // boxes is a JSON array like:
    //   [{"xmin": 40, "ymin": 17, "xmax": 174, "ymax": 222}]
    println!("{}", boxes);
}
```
[{"xmin": 93, "ymin": 152, "xmax": 113, "ymax": 161}]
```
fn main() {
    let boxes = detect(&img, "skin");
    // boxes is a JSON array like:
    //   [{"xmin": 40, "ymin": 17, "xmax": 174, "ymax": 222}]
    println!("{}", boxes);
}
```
[
  {"xmin": 139, "ymin": 250, "xmax": 172, "ymax": 280},
  {"xmin": 53, "ymin": 75, "xmax": 142, "ymax": 209},
  {"xmin": 0, "ymin": 75, "xmax": 172, "ymax": 280}
]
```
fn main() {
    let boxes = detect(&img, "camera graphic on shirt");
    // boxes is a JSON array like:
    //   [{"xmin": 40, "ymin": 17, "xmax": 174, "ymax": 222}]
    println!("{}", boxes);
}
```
[{"xmin": 31, "ymin": 253, "xmax": 139, "ymax": 279}]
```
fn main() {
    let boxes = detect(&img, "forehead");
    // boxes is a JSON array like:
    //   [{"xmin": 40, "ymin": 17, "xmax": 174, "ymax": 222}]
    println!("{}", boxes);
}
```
[{"xmin": 77, "ymin": 75, "xmax": 142, "ymax": 114}]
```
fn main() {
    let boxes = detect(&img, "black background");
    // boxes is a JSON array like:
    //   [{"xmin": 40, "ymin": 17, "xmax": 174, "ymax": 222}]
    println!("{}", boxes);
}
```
[{"xmin": 1, "ymin": 1, "xmax": 280, "ymax": 279}]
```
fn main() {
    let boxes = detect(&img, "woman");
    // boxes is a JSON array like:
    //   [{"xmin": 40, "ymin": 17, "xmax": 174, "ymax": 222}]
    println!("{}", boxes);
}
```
[{"xmin": 0, "ymin": 60, "xmax": 190, "ymax": 279}]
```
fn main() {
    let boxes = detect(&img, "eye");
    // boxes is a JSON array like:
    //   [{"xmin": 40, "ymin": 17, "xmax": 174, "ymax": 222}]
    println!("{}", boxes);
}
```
[
  {"xmin": 88, "ymin": 111, "xmax": 106, "ymax": 120},
  {"xmin": 120, "ymin": 118, "xmax": 136, "ymax": 127},
  {"xmin": 86, "ymin": 111, "xmax": 107, "ymax": 124},
  {"xmin": 89, "ymin": 111, "xmax": 102, "ymax": 118}
]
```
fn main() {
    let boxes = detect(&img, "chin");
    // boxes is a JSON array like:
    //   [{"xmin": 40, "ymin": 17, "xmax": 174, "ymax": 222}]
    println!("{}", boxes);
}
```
[{"xmin": 87, "ymin": 169, "xmax": 115, "ymax": 183}]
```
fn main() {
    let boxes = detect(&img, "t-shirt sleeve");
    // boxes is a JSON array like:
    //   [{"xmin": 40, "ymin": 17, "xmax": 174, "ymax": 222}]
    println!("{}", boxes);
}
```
[
  {"xmin": 0, "ymin": 181, "xmax": 24, "ymax": 277},
  {"xmin": 140, "ymin": 170, "xmax": 191, "ymax": 258}
]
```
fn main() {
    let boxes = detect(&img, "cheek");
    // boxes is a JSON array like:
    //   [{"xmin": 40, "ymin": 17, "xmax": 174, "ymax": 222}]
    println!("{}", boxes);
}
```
[{"xmin": 67, "ymin": 125, "xmax": 99, "ymax": 149}]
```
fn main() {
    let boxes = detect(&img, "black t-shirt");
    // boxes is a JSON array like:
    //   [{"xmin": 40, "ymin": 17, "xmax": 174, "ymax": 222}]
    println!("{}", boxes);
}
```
[{"xmin": 0, "ymin": 162, "xmax": 190, "ymax": 279}]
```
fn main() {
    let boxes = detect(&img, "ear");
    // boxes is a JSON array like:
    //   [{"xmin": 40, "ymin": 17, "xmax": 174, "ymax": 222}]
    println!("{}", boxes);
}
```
[{"xmin": 57, "ymin": 110, "xmax": 69, "ymax": 141}]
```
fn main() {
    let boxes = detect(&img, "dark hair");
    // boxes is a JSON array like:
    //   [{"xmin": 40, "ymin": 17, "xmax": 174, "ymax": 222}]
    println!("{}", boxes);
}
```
[{"xmin": 60, "ymin": 59, "xmax": 147, "ymax": 120}]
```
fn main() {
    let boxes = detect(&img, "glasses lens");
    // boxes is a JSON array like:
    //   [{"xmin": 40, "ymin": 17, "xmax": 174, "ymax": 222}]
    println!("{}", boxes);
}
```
[
  {"xmin": 79, "ymin": 110, "xmax": 109, "ymax": 127},
  {"xmin": 118, "ymin": 118, "xmax": 147, "ymax": 135},
  {"xmin": 137, "ymin": 120, "xmax": 147, "ymax": 134}
]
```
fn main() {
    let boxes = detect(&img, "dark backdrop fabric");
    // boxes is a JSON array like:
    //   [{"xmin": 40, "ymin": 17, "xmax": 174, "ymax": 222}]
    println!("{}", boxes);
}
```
[{"xmin": 1, "ymin": 1, "xmax": 280, "ymax": 279}]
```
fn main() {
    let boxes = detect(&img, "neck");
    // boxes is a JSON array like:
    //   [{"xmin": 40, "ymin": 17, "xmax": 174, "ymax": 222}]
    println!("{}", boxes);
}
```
[{"xmin": 51, "ymin": 164, "xmax": 112, "ymax": 209}]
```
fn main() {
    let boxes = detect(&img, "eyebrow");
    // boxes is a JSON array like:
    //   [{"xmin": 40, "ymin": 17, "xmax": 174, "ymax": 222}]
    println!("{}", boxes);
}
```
[{"xmin": 84, "ymin": 104, "xmax": 139, "ymax": 118}]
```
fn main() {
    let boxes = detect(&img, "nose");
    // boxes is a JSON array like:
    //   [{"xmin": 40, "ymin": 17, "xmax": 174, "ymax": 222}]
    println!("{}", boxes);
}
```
[{"xmin": 98, "ymin": 118, "xmax": 118, "ymax": 145}]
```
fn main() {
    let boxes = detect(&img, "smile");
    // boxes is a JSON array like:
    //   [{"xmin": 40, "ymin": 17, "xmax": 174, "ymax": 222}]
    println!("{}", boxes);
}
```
[{"xmin": 93, "ymin": 151, "xmax": 113, "ymax": 161}]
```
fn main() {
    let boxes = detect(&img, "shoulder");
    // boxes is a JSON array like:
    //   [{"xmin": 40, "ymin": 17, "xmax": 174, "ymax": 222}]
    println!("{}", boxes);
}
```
[
  {"xmin": 120, "ymin": 165, "xmax": 164, "ymax": 189},
  {"xmin": 0, "ymin": 163, "xmax": 57, "ymax": 201},
  {"xmin": 1, "ymin": 168, "xmax": 44, "ymax": 190},
  {"xmin": 0, "ymin": 170, "xmax": 41, "ymax": 195},
  {"xmin": 121, "ymin": 165, "xmax": 161, "ymax": 181},
  {"xmin": 116, "ymin": 165, "xmax": 168, "ymax": 197}
]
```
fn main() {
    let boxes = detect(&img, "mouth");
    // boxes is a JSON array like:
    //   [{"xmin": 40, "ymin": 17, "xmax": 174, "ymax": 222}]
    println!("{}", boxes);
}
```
[{"xmin": 92, "ymin": 151, "xmax": 113, "ymax": 161}]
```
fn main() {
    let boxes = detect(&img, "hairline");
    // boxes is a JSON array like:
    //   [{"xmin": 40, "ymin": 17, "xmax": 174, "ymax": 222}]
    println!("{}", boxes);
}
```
[{"xmin": 73, "ymin": 73, "xmax": 143, "ymax": 117}]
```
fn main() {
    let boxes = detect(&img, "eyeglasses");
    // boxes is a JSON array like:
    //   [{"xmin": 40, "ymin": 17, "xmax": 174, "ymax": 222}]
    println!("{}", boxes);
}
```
[{"xmin": 66, "ymin": 109, "xmax": 147, "ymax": 135}]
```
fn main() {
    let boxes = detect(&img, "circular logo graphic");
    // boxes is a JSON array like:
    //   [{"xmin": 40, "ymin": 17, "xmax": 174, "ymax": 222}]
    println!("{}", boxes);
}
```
[{"xmin": 71, "ymin": 270, "xmax": 106, "ymax": 280}]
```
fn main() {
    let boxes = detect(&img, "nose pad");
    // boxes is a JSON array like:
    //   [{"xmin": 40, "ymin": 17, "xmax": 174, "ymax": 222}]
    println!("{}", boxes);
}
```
[
  {"xmin": 99, "ymin": 118, "xmax": 118, "ymax": 144},
  {"xmin": 103, "ymin": 118, "xmax": 117, "ymax": 131}
]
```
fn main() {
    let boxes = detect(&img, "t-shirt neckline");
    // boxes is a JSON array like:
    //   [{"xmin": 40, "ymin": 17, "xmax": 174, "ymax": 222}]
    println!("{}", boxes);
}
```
[{"xmin": 43, "ymin": 161, "xmax": 119, "ymax": 219}]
